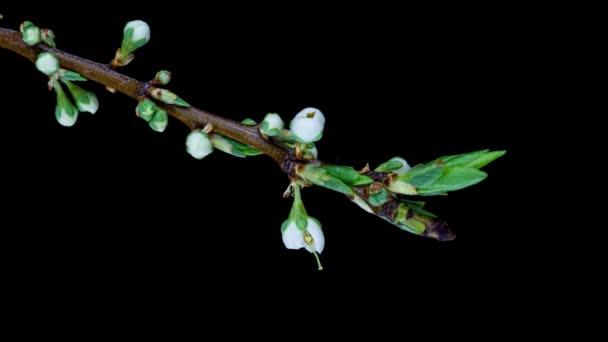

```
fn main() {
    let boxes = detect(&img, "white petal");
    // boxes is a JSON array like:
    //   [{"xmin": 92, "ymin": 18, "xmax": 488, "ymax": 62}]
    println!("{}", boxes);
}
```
[
  {"xmin": 186, "ymin": 131, "xmax": 213, "ymax": 159},
  {"xmin": 282, "ymin": 222, "xmax": 306, "ymax": 250},
  {"xmin": 294, "ymin": 107, "xmax": 325, "ymax": 126},
  {"xmin": 390, "ymin": 157, "xmax": 410, "ymax": 174},
  {"xmin": 290, "ymin": 117, "xmax": 324, "ymax": 143},
  {"xmin": 304, "ymin": 218, "xmax": 325, "ymax": 254}
]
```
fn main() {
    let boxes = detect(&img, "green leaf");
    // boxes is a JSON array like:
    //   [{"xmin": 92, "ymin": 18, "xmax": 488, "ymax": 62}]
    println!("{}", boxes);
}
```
[
  {"xmin": 299, "ymin": 165, "xmax": 354, "ymax": 195},
  {"xmin": 439, "ymin": 149, "xmax": 506, "ymax": 169},
  {"xmin": 320, "ymin": 165, "xmax": 373, "ymax": 185},
  {"xmin": 375, "ymin": 160, "xmax": 403, "ymax": 173},
  {"xmin": 59, "ymin": 69, "xmax": 87, "ymax": 81},
  {"xmin": 399, "ymin": 162, "xmax": 445, "ymax": 188},
  {"xmin": 418, "ymin": 167, "xmax": 487, "ymax": 194},
  {"xmin": 209, "ymin": 134, "xmax": 262, "ymax": 157},
  {"xmin": 320, "ymin": 178, "xmax": 354, "ymax": 195}
]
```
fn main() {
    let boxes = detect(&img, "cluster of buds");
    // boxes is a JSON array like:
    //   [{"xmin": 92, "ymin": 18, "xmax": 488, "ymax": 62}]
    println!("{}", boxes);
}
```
[
  {"xmin": 33, "ymin": 50, "xmax": 98, "ymax": 127},
  {"xmin": 136, "ymin": 98, "xmax": 168, "ymax": 132},
  {"xmin": 20, "ymin": 21, "xmax": 55, "ymax": 47}
]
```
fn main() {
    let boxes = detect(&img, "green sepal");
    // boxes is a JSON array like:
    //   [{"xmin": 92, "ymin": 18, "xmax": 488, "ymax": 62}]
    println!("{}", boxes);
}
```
[
  {"xmin": 281, "ymin": 219, "xmax": 291, "ymax": 234},
  {"xmin": 120, "ymin": 27, "xmax": 148, "ymax": 57},
  {"xmin": 273, "ymin": 129, "xmax": 299, "ymax": 145},
  {"xmin": 260, "ymin": 121, "xmax": 280, "ymax": 137}
]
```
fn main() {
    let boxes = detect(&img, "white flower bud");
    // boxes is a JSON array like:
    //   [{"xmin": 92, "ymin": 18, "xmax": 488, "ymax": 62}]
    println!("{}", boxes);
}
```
[
  {"xmin": 260, "ymin": 113, "xmax": 284, "ymax": 136},
  {"xmin": 186, "ymin": 131, "xmax": 214, "ymax": 159},
  {"xmin": 35, "ymin": 52, "xmax": 59, "ymax": 75},
  {"xmin": 124, "ymin": 20, "xmax": 150, "ymax": 46},
  {"xmin": 63, "ymin": 80, "xmax": 98, "ymax": 114},
  {"xmin": 289, "ymin": 107, "xmax": 325, "ymax": 143}
]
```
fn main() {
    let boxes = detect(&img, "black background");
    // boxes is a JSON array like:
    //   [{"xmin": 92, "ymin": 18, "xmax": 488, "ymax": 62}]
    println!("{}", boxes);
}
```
[{"xmin": 1, "ymin": 5, "xmax": 529, "ymax": 306}]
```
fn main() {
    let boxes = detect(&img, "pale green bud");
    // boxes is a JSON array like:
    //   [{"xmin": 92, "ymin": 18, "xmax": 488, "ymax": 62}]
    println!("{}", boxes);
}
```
[
  {"xmin": 54, "ymin": 81, "xmax": 79, "ymax": 127},
  {"xmin": 149, "ymin": 87, "xmax": 189, "ymax": 107},
  {"xmin": 136, "ymin": 98, "xmax": 157, "ymax": 122},
  {"xmin": 149, "ymin": 109, "xmax": 168, "ymax": 132},
  {"xmin": 154, "ymin": 70, "xmax": 172, "ymax": 85},
  {"xmin": 120, "ymin": 20, "xmax": 150, "ymax": 57},
  {"xmin": 186, "ymin": 131, "xmax": 213, "ymax": 159},
  {"xmin": 260, "ymin": 113, "xmax": 284, "ymax": 137},
  {"xmin": 62, "ymin": 80, "xmax": 98, "ymax": 114},
  {"xmin": 35, "ymin": 52, "xmax": 59, "ymax": 75},
  {"xmin": 41, "ymin": 28, "xmax": 56, "ymax": 48},
  {"xmin": 20, "ymin": 21, "xmax": 41, "ymax": 46}
]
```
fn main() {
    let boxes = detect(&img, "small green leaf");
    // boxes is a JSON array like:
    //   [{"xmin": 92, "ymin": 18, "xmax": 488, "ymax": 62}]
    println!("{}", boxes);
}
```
[
  {"xmin": 375, "ymin": 160, "xmax": 403, "ymax": 173},
  {"xmin": 403, "ymin": 200, "xmax": 436, "ymax": 218},
  {"xmin": 320, "ymin": 178, "xmax": 354, "ymax": 195},
  {"xmin": 320, "ymin": 165, "xmax": 373, "ymax": 185},
  {"xmin": 173, "ymin": 96, "xmax": 190, "ymax": 107},
  {"xmin": 368, "ymin": 188, "xmax": 389, "ymax": 206},
  {"xmin": 241, "ymin": 118, "xmax": 257, "ymax": 126},
  {"xmin": 209, "ymin": 134, "xmax": 262, "ymax": 157},
  {"xmin": 439, "ymin": 149, "xmax": 506, "ymax": 169},
  {"xmin": 299, "ymin": 165, "xmax": 354, "ymax": 195},
  {"xmin": 59, "ymin": 69, "xmax": 87, "ymax": 81}
]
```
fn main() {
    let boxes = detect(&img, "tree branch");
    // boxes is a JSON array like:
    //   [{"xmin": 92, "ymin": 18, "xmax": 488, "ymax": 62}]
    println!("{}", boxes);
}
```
[{"xmin": 0, "ymin": 27, "xmax": 290, "ymax": 164}]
